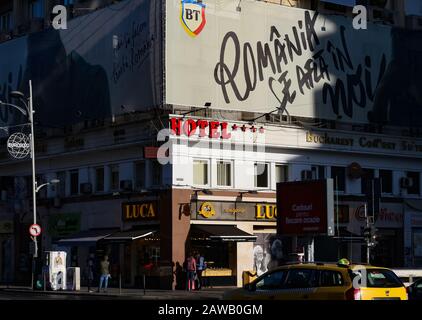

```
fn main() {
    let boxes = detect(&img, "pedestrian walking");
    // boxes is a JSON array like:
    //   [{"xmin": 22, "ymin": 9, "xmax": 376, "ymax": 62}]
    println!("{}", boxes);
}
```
[
  {"xmin": 196, "ymin": 253, "xmax": 206, "ymax": 290},
  {"xmin": 98, "ymin": 255, "xmax": 111, "ymax": 293},
  {"xmin": 86, "ymin": 254, "xmax": 95, "ymax": 292},
  {"xmin": 185, "ymin": 253, "xmax": 196, "ymax": 291}
]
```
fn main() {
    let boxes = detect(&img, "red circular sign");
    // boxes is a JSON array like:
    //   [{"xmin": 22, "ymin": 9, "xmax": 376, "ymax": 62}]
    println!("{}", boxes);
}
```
[{"xmin": 29, "ymin": 224, "xmax": 42, "ymax": 237}]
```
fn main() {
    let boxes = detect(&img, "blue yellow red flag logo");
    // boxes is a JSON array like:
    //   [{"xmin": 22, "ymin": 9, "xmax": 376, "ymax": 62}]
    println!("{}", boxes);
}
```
[{"xmin": 180, "ymin": 0, "xmax": 206, "ymax": 37}]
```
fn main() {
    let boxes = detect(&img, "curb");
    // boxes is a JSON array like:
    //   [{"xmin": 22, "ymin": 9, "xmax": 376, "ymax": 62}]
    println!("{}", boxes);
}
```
[{"xmin": 0, "ymin": 288, "xmax": 224, "ymax": 299}]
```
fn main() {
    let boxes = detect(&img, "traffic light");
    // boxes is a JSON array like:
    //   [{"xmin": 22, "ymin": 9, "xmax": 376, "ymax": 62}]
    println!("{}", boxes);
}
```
[
  {"xmin": 363, "ymin": 227, "xmax": 371, "ymax": 240},
  {"xmin": 365, "ymin": 178, "xmax": 381, "ymax": 221},
  {"xmin": 370, "ymin": 226, "xmax": 379, "ymax": 247}
]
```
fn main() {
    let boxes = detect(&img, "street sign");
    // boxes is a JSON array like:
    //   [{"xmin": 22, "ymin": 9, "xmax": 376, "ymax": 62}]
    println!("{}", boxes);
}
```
[{"xmin": 29, "ymin": 224, "xmax": 42, "ymax": 237}]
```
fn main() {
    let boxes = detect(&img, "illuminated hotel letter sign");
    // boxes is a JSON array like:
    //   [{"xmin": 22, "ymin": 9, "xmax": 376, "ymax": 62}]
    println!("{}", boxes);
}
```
[{"xmin": 122, "ymin": 202, "xmax": 158, "ymax": 221}]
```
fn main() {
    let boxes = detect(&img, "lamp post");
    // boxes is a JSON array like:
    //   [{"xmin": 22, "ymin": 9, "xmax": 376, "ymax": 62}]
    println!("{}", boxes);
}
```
[{"xmin": 0, "ymin": 80, "xmax": 43, "ymax": 289}]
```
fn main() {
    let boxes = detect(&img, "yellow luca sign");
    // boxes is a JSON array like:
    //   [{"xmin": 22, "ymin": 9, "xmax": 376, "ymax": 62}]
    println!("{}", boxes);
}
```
[
  {"xmin": 255, "ymin": 204, "xmax": 277, "ymax": 220},
  {"xmin": 122, "ymin": 202, "xmax": 157, "ymax": 221}
]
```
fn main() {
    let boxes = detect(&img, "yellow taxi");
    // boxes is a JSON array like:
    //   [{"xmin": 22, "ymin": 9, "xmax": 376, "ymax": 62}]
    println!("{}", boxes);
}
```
[{"xmin": 224, "ymin": 260, "xmax": 408, "ymax": 300}]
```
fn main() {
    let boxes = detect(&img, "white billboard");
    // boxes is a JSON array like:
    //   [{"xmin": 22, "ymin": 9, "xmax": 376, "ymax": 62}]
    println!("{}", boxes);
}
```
[{"xmin": 165, "ymin": 0, "xmax": 392, "ymax": 124}]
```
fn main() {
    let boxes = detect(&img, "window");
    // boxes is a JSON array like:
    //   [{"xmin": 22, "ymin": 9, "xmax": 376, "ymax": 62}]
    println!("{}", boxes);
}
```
[
  {"xmin": 318, "ymin": 166, "xmax": 326, "ymax": 179},
  {"xmin": 285, "ymin": 269, "xmax": 316, "ymax": 288},
  {"xmin": 311, "ymin": 165, "xmax": 326, "ymax": 180},
  {"xmin": 361, "ymin": 168, "xmax": 375, "ymax": 195},
  {"xmin": 135, "ymin": 162, "xmax": 145, "ymax": 190},
  {"xmin": 70, "ymin": 170, "xmax": 79, "ymax": 195},
  {"xmin": 95, "ymin": 167, "xmax": 104, "ymax": 192},
  {"xmin": 63, "ymin": 0, "xmax": 74, "ymax": 5},
  {"xmin": 255, "ymin": 270, "xmax": 287, "ymax": 290},
  {"xmin": 0, "ymin": 12, "xmax": 12, "ymax": 32},
  {"xmin": 331, "ymin": 166, "xmax": 346, "ymax": 192},
  {"xmin": 152, "ymin": 160, "xmax": 162, "ymax": 186},
  {"xmin": 407, "ymin": 171, "xmax": 420, "ymax": 195},
  {"xmin": 110, "ymin": 165, "xmax": 119, "ymax": 190},
  {"xmin": 56, "ymin": 171, "xmax": 66, "ymax": 197},
  {"xmin": 319, "ymin": 271, "xmax": 344, "ymax": 287},
  {"xmin": 29, "ymin": 0, "xmax": 45, "ymax": 19},
  {"xmin": 255, "ymin": 163, "xmax": 269, "ymax": 188},
  {"xmin": 275, "ymin": 164, "xmax": 288, "ymax": 184},
  {"xmin": 217, "ymin": 161, "xmax": 232, "ymax": 186},
  {"xmin": 193, "ymin": 160, "xmax": 208, "ymax": 186},
  {"xmin": 365, "ymin": 269, "xmax": 403, "ymax": 288},
  {"xmin": 380, "ymin": 170, "xmax": 393, "ymax": 194}
]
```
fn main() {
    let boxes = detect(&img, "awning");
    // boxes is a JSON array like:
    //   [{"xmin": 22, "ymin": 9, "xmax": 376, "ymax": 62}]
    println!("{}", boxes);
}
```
[
  {"xmin": 191, "ymin": 224, "xmax": 257, "ymax": 242},
  {"xmin": 102, "ymin": 229, "xmax": 157, "ymax": 242},
  {"xmin": 56, "ymin": 228, "xmax": 119, "ymax": 246}
]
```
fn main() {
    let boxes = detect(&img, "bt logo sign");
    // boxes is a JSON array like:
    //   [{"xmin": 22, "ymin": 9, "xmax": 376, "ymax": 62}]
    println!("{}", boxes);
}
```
[{"xmin": 180, "ymin": 0, "xmax": 207, "ymax": 37}]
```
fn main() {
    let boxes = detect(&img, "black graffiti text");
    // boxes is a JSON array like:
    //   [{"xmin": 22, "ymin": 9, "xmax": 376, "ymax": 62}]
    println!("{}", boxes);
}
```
[
  {"xmin": 214, "ymin": 11, "xmax": 388, "ymax": 120},
  {"xmin": 322, "ymin": 26, "xmax": 387, "ymax": 118},
  {"xmin": 214, "ymin": 11, "xmax": 320, "ymax": 104}
]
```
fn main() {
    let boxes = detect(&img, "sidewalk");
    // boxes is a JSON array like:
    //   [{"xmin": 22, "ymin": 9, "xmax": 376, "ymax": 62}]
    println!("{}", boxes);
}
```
[{"xmin": 0, "ymin": 285, "xmax": 231, "ymax": 300}]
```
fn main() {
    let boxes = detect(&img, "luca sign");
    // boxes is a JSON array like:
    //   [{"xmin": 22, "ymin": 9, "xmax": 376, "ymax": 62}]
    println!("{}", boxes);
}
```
[{"xmin": 122, "ymin": 202, "xmax": 158, "ymax": 221}]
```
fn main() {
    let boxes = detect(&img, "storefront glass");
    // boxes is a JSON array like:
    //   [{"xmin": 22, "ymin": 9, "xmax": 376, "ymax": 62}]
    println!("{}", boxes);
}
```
[{"xmin": 413, "ymin": 228, "xmax": 422, "ymax": 266}]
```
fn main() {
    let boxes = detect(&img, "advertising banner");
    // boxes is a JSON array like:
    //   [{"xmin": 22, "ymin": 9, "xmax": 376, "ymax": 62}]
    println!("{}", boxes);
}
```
[
  {"xmin": 276, "ymin": 179, "xmax": 334, "ymax": 236},
  {"xmin": 0, "ymin": 0, "xmax": 162, "ymax": 127},
  {"xmin": 47, "ymin": 213, "xmax": 81, "ymax": 238},
  {"xmin": 166, "ymin": 0, "xmax": 422, "ymax": 127}
]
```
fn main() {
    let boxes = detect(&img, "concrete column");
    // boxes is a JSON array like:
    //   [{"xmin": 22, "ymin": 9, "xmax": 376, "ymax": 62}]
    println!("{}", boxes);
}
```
[{"xmin": 161, "ymin": 189, "xmax": 191, "ymax": 289}]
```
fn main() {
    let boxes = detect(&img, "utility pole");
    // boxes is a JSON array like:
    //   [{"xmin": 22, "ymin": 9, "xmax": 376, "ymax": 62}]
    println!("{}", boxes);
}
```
[{"xmin": 364, "ymin": 204, "xmax": 370, "ymax": 264}]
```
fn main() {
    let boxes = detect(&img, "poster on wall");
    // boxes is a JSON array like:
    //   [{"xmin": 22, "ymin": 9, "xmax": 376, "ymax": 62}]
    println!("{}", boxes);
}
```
[
  {"xmin": 253, "ymin": 233, "xmax": 284, "ymax": 276},
  {"xmin": 0, "ymin": 0, "xmax": 162, "ymax": 128},
  {"xmin": 166, "ymin": 0, "xmax": 422, "ymax": 127}
]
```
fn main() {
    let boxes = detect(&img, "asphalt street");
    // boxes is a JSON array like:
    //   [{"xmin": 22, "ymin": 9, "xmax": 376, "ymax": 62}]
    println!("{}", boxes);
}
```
[{"xmin": 0, "ymin": 286, "xmax": 227, "ymax": 300}]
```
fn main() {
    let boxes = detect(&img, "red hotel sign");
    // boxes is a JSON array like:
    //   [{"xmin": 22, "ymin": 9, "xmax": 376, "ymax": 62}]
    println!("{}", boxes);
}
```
[
  {"xmin": 276, "ymin": 180, "xmax": 334, "ymax": 236},
  {"xmin": 170, "ymin": 118, "xmax": 231, "ymax": 139}
]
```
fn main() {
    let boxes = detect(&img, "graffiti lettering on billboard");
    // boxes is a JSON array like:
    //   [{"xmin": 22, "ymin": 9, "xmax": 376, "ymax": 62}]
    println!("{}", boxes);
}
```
[
  {"xmin": 112, "ymin": 21, "xmax": 155, "ymax": 84},
  {"xmin": 214, "ymin": 11, "xmax": 387, "ymax": 120}
]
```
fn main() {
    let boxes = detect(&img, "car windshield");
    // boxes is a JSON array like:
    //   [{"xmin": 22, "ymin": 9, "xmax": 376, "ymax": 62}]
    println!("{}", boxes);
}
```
[{"xmin": 350, "ymin": 269, "xmax": 403, "ymax": 288}]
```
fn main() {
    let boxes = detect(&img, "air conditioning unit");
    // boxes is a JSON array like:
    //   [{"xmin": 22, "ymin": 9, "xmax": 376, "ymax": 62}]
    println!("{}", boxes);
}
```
[
  {"xmin": 301, "ymin": 170, "xmax": 314, "ymax": 181},
  {"xmin": 400, "ymin": 177, "xmax": 413, "ymax": 189},
  {"xmin": 80, "ymin": 183, "xmax": 93, "ymax": 194},
  {"xmin": 120, "ymin": 180, "xmax": 133, "ymax": 192}
]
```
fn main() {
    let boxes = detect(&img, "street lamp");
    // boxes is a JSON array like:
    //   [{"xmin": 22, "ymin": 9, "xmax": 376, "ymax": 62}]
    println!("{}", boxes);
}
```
[
  {"xmin": 0, "ymin": 80, "xmax": 38, "ymax": 289},
  {"xmin": 36, "ymin": 179, "xmax": 60, "ymax": 193}
]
